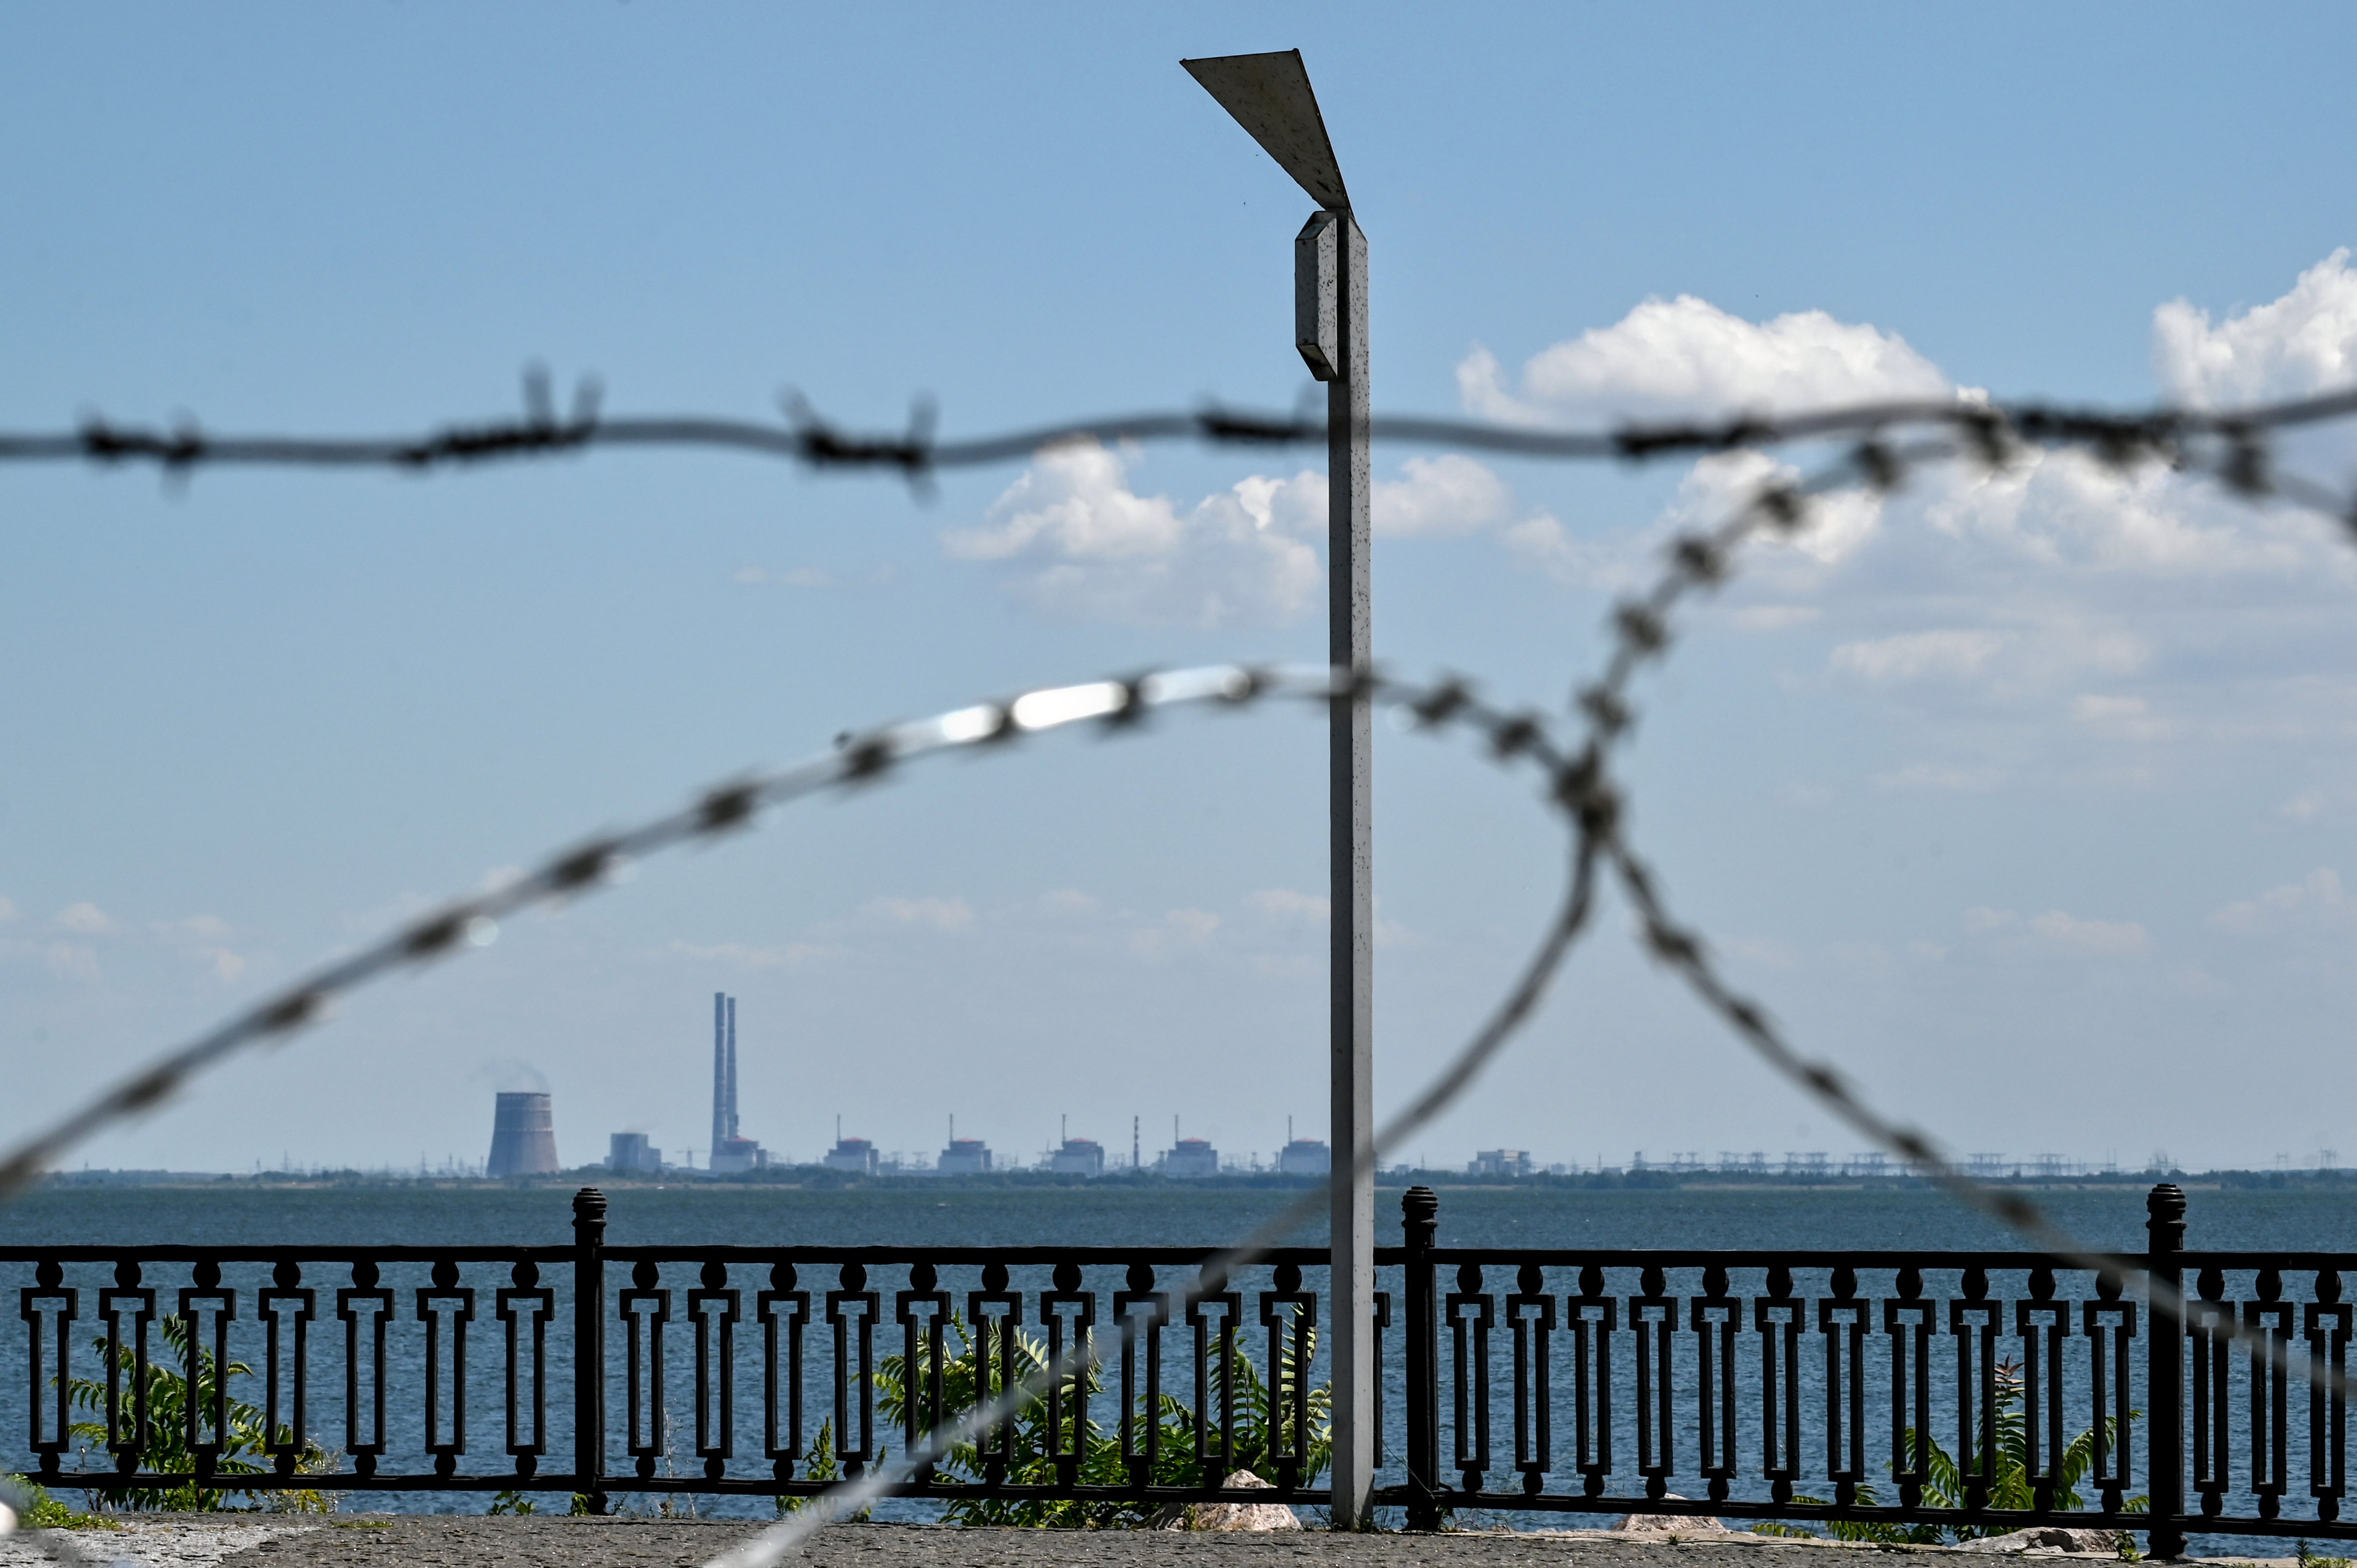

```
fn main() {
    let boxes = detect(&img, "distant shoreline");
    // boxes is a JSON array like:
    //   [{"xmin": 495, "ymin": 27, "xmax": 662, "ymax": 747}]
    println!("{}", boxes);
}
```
[{"xmin": 27, "ymin": 1166, "xmax": 2321, "ymax": 1194}]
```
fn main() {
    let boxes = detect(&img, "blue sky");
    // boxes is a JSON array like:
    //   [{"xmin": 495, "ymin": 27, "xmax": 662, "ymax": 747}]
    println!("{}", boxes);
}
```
[{"xmin": 7, "ymin": 3, "xmax": 2357, "ymax": 1176}]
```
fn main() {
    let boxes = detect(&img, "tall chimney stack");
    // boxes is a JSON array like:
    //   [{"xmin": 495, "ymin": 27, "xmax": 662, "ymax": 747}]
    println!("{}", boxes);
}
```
[{"xmin": 711, "ymin": 992, "xmax": 729, "ymax": 1155}]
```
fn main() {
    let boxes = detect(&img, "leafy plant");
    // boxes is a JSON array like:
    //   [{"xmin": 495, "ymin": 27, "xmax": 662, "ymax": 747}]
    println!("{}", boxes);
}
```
[
  {"xmin": 2, "ymin": 1475, "xmax": 120, "ymax": 1530},
  {"xmin": 63, "ymin": 1316, "xmax": 337, "ymax": 1512},
  {"xmin": 775, "ymin": 1420, "xmax": 878, "ymax": 1518},
  {"xmin": 869, "ymin": 1310, "xmax": 1329, "ymax": 1528},
  {"xmin": 488, "ymin": 1488, "xmax": 537, "ymax": 1515},
  {"xmin": 1758, "ymin": 1358, "xmax": 2145, "ymax": 1546}
]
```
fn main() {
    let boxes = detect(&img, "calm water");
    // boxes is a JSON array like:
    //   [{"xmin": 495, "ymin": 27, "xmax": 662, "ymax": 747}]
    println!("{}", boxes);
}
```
[
  {"xmin": 3, "ymin": 1180, "xmax": 2346, "ymax": 1549},
  {"xmin": 3, "ymin": 1177, "xmax": 2336, "ymax": 1252}
]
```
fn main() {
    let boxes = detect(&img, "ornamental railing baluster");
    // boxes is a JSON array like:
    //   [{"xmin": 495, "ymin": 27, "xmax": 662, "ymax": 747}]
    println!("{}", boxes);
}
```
[
  {"xmin": 1884, "ymin": 1266, "xmax": 1932, "ymax": 1508},
  {"xmin": 1950, "ymin": 1268, "xmax": 2001, "ymax": 1514},
  {"xmin": 2083, "ymin": 1270, "xmax": 2137, "ymax": 1515},
  {"xmin": 1506, "ymin": 1263, "xmax": 1554, "ymax": 1497},
  {"xmin": 2190, "ymin": 1265, "xmax": 2235, "ymax": 1520},
  {"xmin": 337, "ymin": 1260, "xmax": 393, "ymax": 1477},
  {"xmin": 1756, "ymin": 1264, "xmax": 1802, "ymax": 1506},
  {"xmin": 178, "ymin": 1261, "xmax": 236, "ymax": 1482},
  {"xmin": 1446, "ymin": 1260, "xmax": 1495, "ymax": 1494},
  {"xmin": 825, "ymin": 1262, "xmax": 879, "ymax": 1480},
  {"xmin": 2018, "ymin": 1267, "xmax": 2071, "ymax": 1512},
  {"xmin": 99, "ymin": 1261, "xmax": 155, "ymax": 1475},
  {"xmin": 757, "ymin": 1263, "xmax": 809, "ymax": 1483},
  {"xmin": 1258, "ymin": 1262, "xmax": 1317, "ymax": 1493},
  {"xmin": 1630, "ymin": 1265, "xmax": 1677, "ymax": 1502},
  {"xmin": 2309, "ymin": 1269, "xmax": 2350, "ymax": 1523},
  {"xmin": 2246, "ymin": 1267, "xmax": 2294, "ymax": 1520},
  {"xmin": 619, "ymin": 1260, "xmax": 672, "ymax": 1481},
  {"xmin": 1567, "ymin": 1262, "xmax": 1615, "ymax": 1499},
  {"xmin": 493, "ymin": 1260, "xmax": 554, "ymax": 1477},
  {"xmin": 19, "ymin": 1261, "xmax": 75, "ymax": 1478},
  {"xmin": 1113, "ymin": 1263, "xmax": 1169, "ymax": 1490},
  {"xmin": 1041, "ymin": 1261, "xmax": 1098, "ymax": 1491},
  {"xmin": 896, "ymin": 1263, "xmax": 951, "ymax": 1485},
  {"xmin": 1692, "ymin": 1264, "xmax": 1740, "ymax": 1505},
  {"xmin": 1819, "ymin": 1266, "xmax": 1867, "ymax": 1506},
  {"xmin": 689, "ymin": 1261, "xmax": 741, "ymax": 1481},
  {"xmin": 258, "ymin": 1261, "xmax": 315, "ymax": 1478},
  {"xmin": 968, "ymin": 1262, "xmax": 1024, "ymax": 1487},
  {"xmin": 417, "ymin": 1259, "xmax": 477, "ymax": 1477},
  {"xmin": 1187, "ymin": 1268, "xmax": 1242, "ymax": 1483}
]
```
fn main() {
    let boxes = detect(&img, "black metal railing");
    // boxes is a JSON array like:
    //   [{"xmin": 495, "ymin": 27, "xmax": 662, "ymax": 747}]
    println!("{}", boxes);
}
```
[{"xmin": 4, "ymin": 1181, "xmax": 2349, "ymax": 1548}]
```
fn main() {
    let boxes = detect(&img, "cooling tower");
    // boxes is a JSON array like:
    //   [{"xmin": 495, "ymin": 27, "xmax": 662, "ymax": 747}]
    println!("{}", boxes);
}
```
[{"xmin": 487, "ymin": 1091, "xmax": 561, "ymax": 1177}]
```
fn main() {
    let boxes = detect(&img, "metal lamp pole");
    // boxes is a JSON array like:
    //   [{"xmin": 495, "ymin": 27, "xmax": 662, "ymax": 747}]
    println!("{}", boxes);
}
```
[{"xmin": 1183, "ymin": 49, "xmax": 1373, "ymax": 1530}]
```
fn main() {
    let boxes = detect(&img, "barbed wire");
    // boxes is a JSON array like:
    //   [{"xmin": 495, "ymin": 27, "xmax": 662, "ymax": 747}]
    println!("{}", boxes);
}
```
[
  {"xmin": 6, "ymin": 371, "xmax": 2357, "ymax": 505},
  {"xmin": 0, "ymin": 662, "xmax": 1588, "ymax": 1206},
  {"xmin": 9, "ymin": 363, "xmax": 2357, "ymax": 1557}
]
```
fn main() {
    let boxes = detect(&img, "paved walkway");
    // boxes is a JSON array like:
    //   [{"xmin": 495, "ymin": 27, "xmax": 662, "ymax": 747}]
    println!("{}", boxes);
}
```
[{"xmin": 0, "ymin": 1516, "xmax": 2283, "ymax": 1568}]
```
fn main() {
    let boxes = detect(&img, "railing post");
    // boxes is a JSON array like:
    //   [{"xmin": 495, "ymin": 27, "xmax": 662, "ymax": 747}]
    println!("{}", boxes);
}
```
[
  {"xmin": 1403, "ymin": 1185, "xmax": 1441, "ymax": 1529},
  {"xmin": 573, "ymin": 1186, "xmax": 608, "ymax": 1514},
  {"xmin": 2147, "ymin": 1183, "xmax": 2187, "ymax": 1559}
]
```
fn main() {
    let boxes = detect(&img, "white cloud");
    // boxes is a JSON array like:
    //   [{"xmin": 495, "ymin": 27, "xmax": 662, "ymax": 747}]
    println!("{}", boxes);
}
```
[
  {"xmin": 2071, "ymin": 693, "xmax": 2170, "ymax": 741},
  {"xmin": 1832, "ymin": 630, "xmax": 2007, "ymax": 684},
  {"xmin": 1250, "ymin": 887, "xmax": 1330, "ymax": 923},
  {"xmin": 0, "ymin": 896, "xmax": 14, "ymax": 922},
  {"xmin": 1372, "ymin": 454, "xmax": 1516, "ymax": 537},
  {"xmin": 2155, "ymin": 249, "xmax": 2357, "ymax": 407},
  {"xmin": 1458, "ymin": 294, "xmax": 1951, "ymax": 426},
  {"xmin": 946, "ymin": 442, "xmax": 1322, "ymax": 628},
  {"xmin": 1730, "ymin": 605, "xmax": 1821, "ymax": 631},
  {"xmin": 1037, "ymin": 888, "xmax": 1099, "ymax": 916},
  {"xmin": 53, "ymin": 901, "xmax": 116, "ymax": 935},
  {"xmin": 1129, "ymin": 907, "xmax": 1221, "ymax": 959},
  {"xmin": 2210, "ymin": 867, "xmax": 2348, "ymax": 933},
  {"xmin": 669, "ymin": 939, "xmax": 845, "ymax": 970},
  {"xmin": 1964, "ymin": 907, "xmax": 2018, "ymax": 933},
  {"xmin": 1875, "ymin": 764, "xmax": 2007, "ymax": 792},
  {"xmin": 863, "ymin": 896, "xmax": 975, "ymax": 934},
  {"xmin": 43, "ymin": 941, "xmax": 99, "ymax": 981},
  {"xmin": 2028, "ymin": 910, "xmax": 2150, "ymax": 956}
]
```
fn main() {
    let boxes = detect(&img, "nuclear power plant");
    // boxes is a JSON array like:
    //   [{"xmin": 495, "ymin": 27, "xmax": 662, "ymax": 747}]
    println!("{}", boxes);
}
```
[{"xmin": 486, "ymin": 1091, "xmax": 561, "ymax": 1177}]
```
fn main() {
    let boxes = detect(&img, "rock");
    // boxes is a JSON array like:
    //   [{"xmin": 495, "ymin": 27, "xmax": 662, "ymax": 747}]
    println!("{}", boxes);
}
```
[
  {"xmin": 1961, "ymin": 1527, "xmax": 2127, "ymax": 1555},
  {"xmin": 1614, "ymin": 1494, "xmax": 1733, "ymax": 1534},
  {"xmin": 1150, "ymin": 1470, "xmax": 1303, "ymax": 1532}
]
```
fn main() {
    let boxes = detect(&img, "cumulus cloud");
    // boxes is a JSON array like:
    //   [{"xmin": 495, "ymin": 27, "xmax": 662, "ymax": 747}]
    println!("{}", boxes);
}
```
[
  {"xmin": 2028, "ymin": 910, "xmax": 2150, "ymax": 956},
  {"xmin": 2155, "ymin": 249, "xmax": 2357, "ymax": 407},
  {"xmin": 1964, "ymin": 905, "xmax": 2149, "ymax": 955},
  {"xmin": 669, "ymin": 938, "xmax": 845, "ymax": 970},
  {"xmin": 946, "ymin": 443, "xmax": 1322, "ymax": 628},
  {"xmin": 1458, "ymin": 294, "xmax": 1951, "ymax": 426},
  {"xmin": 43, "ymin": 941, "xmax": 99, "ymax": 981},
  {"xmin": 1832, "ymin": 629, "xmax": 2007, "ymax": 684},
  {"xmin": 950, "ymin": 442, "xmax": 1556, "ymax": 625},
  {"xmin": 53, "ymin": 901, "xmax": 116, "ymax": 935},
  {"xmin": 863, "ymin": 896, "xmax": 975, "ymax": 934},
  {"xmin": 2210, "ymin": 868, "xmax": 2348, "ymax": 933},
  {"xmin": 1129, "ymin": 907, "xmax": 1222, "ymax": 958},
  {"xmin": 1250, "ymin": 887, "xmax": 1330, "ymax": 922}
]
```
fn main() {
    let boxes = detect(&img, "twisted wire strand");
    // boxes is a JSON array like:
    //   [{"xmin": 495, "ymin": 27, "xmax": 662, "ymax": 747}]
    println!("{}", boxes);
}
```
[
  {"xmin": 0, "ymin": 664, "xmax": 1581, "ymax": 1206},
  {"xmin": 5, "ymin": 376, "xmax": 2357, "ymax": 487},
  {"xmin": 6, "ymin": 368, "xmax": 2355, "ymax": 1553}
]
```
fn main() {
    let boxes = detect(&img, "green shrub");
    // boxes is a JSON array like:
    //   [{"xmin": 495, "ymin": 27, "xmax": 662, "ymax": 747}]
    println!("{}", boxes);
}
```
[
  {"xmin": 63, "ymin": 1316, "xmax": 336, "ymax": 1512},
  {"xmin": 1759, "ymin": 1357, "xmax": 2145, "ymax": 1545}
]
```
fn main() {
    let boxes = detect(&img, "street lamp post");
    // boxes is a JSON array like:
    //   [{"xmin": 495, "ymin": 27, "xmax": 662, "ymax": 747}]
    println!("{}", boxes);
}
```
[{"xmin": 1183, "ymin": 49, "xmax": 1373, "ymax": 1530}]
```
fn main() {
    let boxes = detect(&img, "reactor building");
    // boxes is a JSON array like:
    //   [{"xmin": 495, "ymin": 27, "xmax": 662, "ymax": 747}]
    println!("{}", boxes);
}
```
[{"xmin": 487, "ymin": 1091, "xmax": 562, "ymax": 1177}]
